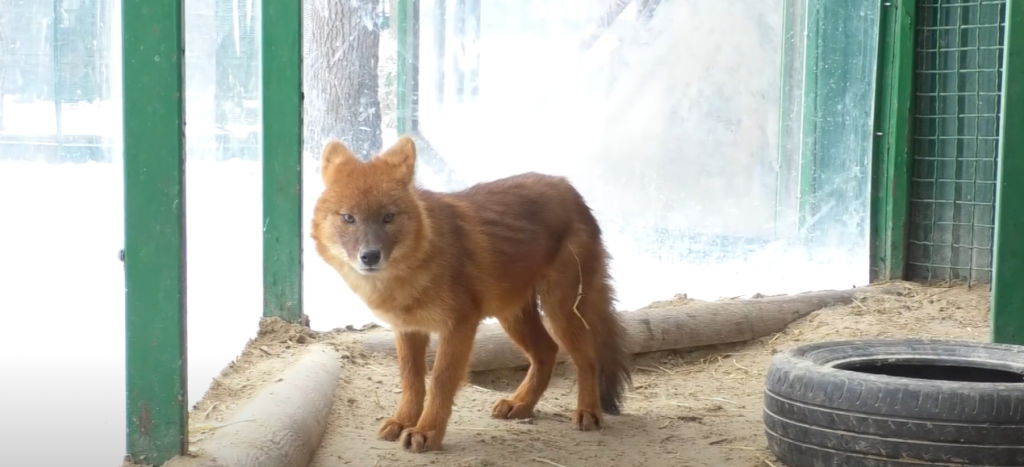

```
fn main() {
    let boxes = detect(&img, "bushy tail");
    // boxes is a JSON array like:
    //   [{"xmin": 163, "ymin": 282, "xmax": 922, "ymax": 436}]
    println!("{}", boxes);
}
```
[
  {"xmin": 540, "ymin": 186, "xmax": 632, "ymax": 416},
  {"xmin": 540, "ymin": 237, "xmax": 633, "ymax": 416},
  {"xmin": 591, "ymin": 254, "xmax": 632, "ymax": 416},
  {"xmin": 571, "ymin": 197, "xmax": 632, "ymax": 416}
]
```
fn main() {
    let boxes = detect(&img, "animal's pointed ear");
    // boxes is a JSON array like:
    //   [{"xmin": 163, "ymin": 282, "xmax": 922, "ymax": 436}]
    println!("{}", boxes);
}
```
[
  {"xmin": 377, "ymin": 136, "xmax": 417, "ymax": 186},
  {"xmin": 320, "ymin": 140, "xmax": 358, "ymax": 186}
]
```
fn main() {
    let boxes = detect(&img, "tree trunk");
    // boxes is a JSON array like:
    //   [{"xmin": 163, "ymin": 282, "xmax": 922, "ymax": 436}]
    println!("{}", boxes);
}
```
[{"xmin": 305, "ymin": 0, "xmax": 383, "ymax": 160}]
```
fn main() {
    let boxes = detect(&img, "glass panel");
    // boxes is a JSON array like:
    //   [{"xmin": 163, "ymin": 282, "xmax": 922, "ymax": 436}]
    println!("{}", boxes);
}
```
[
  {"xmin": 299, "ymin": 0, "xmax": 880, "ymax": 328},
  {"xmin": 180, "ymin": 0, "xmax": 264, "ymax": 444},
  {"xmin": 301, "ymin": 0, "xmax": 399, "ymax": 330},
  {"xmin": 1, "ymin": 0, "xmax": 265, "ymax": 463},
  {"xmin": 1, "ymin": 0, "xmax": 126, "ymax": 464},
  {"xmin": 411, "ymin": 0, "xmax": 879, "ymax": 310}
]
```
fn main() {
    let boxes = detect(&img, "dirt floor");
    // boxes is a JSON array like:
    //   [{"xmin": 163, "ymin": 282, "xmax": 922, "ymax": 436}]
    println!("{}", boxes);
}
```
[{"xmin": 158, "ymin": 281, "xmax": 991, "ymax": 467}]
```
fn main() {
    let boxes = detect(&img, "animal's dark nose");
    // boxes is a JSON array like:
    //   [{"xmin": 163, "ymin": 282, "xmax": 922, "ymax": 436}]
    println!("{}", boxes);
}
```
[{"xmin": 360, "ymin": 249, "xmax": 382, "ymax": 267}]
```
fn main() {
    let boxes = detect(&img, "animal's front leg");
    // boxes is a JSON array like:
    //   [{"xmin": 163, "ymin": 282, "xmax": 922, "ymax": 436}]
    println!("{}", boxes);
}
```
[
  {"xmin": 378, "ymin": 330, "xmax": 429, "ymax": 441},
  {"xmin": 399, "ymin": 320, "xmax": 479, "ymax": 453}
]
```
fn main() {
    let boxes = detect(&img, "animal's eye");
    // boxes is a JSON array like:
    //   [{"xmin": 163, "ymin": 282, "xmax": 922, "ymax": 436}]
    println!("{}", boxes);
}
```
[
  {"xmin": 382, "ymin": 213, "xmax": 395, "ymax": 223},
  {"xmin": 341, "ymin": 213, "xmax": 356, "ymax": 224}
]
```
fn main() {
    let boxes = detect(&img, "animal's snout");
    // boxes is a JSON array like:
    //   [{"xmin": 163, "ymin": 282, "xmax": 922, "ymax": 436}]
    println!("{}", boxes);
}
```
[{"xmin": 359, "ymin": 248, "xmax": 382, "ymax": 267}]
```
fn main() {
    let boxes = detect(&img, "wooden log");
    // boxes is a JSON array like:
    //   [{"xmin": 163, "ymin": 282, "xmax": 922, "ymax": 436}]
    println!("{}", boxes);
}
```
[
  {"xmin": 163, "ymin": 345, "xmax": 342, "ymax": 467},
  {"xmin": 358, "ymin": 285, "xmax": 895, "ymax": 372}
]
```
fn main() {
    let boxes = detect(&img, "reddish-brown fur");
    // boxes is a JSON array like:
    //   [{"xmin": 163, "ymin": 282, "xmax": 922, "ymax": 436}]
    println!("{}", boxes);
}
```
[{"xmin": 310, "ymin": 136, "xmax": 631, "ymax": 453}]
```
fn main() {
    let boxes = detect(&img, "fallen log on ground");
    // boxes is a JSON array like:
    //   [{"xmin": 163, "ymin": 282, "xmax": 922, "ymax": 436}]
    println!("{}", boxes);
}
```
[
  {"xmin": 164, "ymin": 345, "xmax": 342, "ymax": 467},
  {"xmin": 358, "ymin": 285, "xmax": 897, "ymax": 372}
]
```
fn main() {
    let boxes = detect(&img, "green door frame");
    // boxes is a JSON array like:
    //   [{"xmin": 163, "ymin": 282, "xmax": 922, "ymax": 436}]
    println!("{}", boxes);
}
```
[
  {"xmin": 869, "ymin": 0, "xmax": 916, "ymax": 282},
  {"xmin": 991, "ymin": 0, "xmax": 1024, "ymax": 345}
]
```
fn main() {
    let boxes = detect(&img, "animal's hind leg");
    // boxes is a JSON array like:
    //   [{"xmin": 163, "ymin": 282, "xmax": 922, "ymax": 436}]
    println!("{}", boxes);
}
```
[
  {"xmin": 492, "ymin": 298, "xmax": 560, "ymax": 420},
  {"xmin": 539, "ymin": 251, "xmax": 604, "ymax": 431}
]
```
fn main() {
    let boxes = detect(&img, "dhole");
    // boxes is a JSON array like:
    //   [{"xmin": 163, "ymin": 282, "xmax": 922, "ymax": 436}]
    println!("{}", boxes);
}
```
[{"xmin": 310, "ymin": 136, "xmax": 631, "ymax": 453}]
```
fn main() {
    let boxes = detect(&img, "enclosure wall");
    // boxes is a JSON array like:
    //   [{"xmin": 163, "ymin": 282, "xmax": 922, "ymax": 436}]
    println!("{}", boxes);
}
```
[{"xmin": 906, "ymin": 0, "xmax": 1006, "ymax": 286}]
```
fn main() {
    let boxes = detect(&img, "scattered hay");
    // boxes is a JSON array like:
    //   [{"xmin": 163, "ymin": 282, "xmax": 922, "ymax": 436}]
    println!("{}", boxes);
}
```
[{"xmin": 124, "ymin": 281, "xmax": 989, "ymax": 467}]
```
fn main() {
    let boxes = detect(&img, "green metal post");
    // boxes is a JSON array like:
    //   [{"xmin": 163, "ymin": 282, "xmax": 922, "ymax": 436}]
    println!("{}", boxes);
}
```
[
  {"xmin": 992, "ymin": 0, "xmax": 1024, "ymax": 345},
  {"xmin": 262, "ymin": 0, "xmax": 304, "ymax": 322},
  {"xmin": 796, "ymin": 0, "xmax": 819, "ymax": 236},
  {"xmin": 794, "ymin": 1, "xmax": 881, "ymax": 246},
  {"xmin": 869, "ymin": 0, "xmax": 916, "ymax": 282},
  {"xmin": 122, "ymin": 0, "xmax": 187, "ymax": 464},
  {"xmin": 397, "ymin": 0, "xmax": 420, "ymax": 135}
]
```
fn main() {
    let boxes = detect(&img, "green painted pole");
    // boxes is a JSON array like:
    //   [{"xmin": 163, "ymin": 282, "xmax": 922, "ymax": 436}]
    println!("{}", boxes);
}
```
[
  {"xmin": 796, "ymin": 0, "xmax": 819, "ymax": 237},
  {"xmin": 262, "ymin": 0, "xmax": 304, "ymax": 322},
  {"xmin": 992, "ymin": 0, "xmax": 1024, "ymax": 345},
  {"xmin": 397, "ymin": 0, "xmax": 420, "ymax": 135},
  {"xmin": 122, "ymin": 0, "xmax": 188, "ymax": 464},
  {"xmin": 869, "ymin": 0, "xmax": 916, "ymax": 282}
]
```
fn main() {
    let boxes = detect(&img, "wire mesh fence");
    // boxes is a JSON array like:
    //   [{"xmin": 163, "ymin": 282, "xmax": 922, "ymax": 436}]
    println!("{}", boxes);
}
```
[{"xmin": 907, "ymin": 0, "xmax": 1006, "ymax": 287}]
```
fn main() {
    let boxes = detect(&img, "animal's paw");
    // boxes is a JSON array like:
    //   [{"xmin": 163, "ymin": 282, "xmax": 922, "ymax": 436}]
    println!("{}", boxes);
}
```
[
  {"xmin": 377, "ymin": 418, "xmax": 412, "ymax": 441},
  {"xmin": 573, "ymin": 408, "xmax": 602, "ymax": 431},
  {"xmin": 399, "ymin": 426, "xmax": 441, "ymax": 453},
  {"xmin": 491, "ymin": 398, "xmax": 534, "ymax": 420}
]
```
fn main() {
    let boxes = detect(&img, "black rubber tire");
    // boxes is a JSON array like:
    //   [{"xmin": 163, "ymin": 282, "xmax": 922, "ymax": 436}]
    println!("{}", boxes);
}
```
[{"xmin": 763, "ymin": 338, "xmax": 1024, "ymax": 466}]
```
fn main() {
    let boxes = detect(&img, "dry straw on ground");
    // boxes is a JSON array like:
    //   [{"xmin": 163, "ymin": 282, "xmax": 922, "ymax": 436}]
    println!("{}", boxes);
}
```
[{"xmin": 124, "ymin": 281, "xmax": 990, "ymax": 467}]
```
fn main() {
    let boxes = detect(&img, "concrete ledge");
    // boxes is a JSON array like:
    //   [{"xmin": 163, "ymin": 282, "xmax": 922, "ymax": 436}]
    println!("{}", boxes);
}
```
[{"xmin": 167, "ymin": 344, "xmax": 342, "ymax": 467}]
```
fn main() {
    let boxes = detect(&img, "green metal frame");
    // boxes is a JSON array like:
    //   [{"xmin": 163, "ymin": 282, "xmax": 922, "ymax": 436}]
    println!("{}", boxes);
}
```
[
  {"xmin": 397, "ymin": 0, "xmax": 420, "ymax": 136},
  {"xmin": 261, "ymin": 0, "xmax": 304, "ymax": 322},
  {"xmin": 869, "ymin": 0, "xmax": 916, "ymax": 282},
  {"xmin": 123, "ymin": 0, "xmax": 305, "ymax": 464},
  {"xmin": 395, "ymin": 0, "xmax": 468, "ymax": 190},
  {"xmin": 991, "ymin": 0, "xmax": 1024, "ymax": 345},
  {"xmin": 782, "ymin": 0, "xmax": 882, "ymax": 249},
  {"xmin": 796, "ymin": 0, "xmax": 819, "ymax": 236},
  {"xmin": 122, "ymin": 0, "xmax": 188, "ymax": 464}
]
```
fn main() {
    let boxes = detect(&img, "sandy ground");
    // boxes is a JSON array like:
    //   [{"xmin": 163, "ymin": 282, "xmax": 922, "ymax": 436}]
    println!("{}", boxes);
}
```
[{"xmin": 143, "ymin": 281, "xmax": 990, "ymax": 467}]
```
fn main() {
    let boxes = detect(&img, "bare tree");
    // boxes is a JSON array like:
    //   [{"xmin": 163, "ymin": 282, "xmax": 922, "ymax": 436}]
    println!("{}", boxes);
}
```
[{"xmin": 305, "ymin": 0, "xmax": 383, "ymax": 160}]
